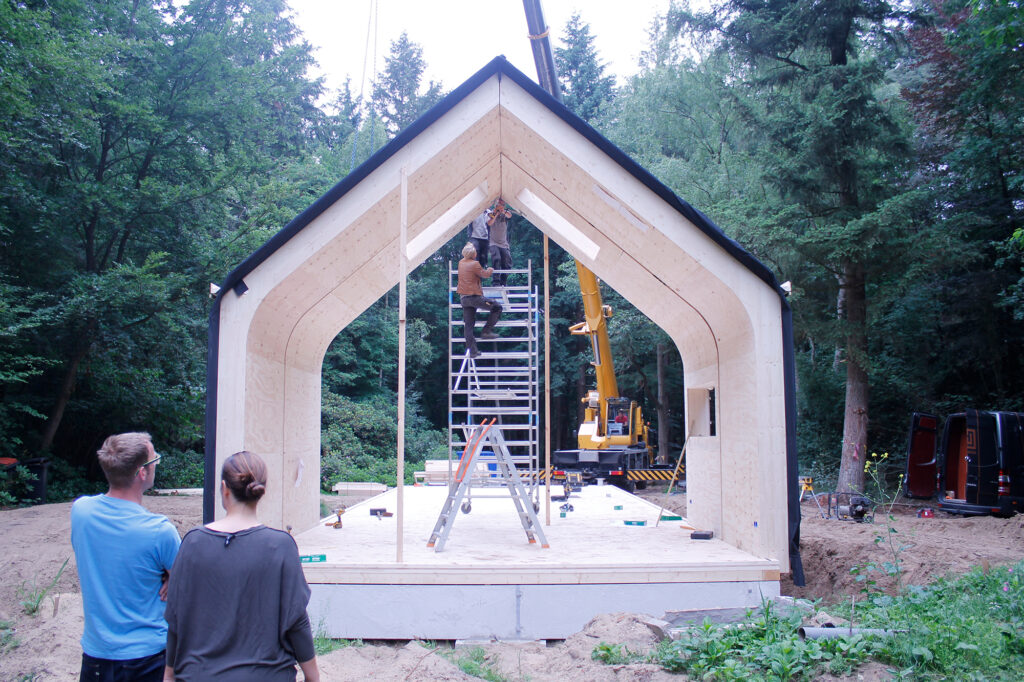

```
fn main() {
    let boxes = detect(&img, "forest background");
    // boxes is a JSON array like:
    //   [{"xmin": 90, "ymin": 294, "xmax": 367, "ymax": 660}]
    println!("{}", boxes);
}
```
[{"xmin": 1, "ymin": 0, "xmax": 1021, "ymax": 504}]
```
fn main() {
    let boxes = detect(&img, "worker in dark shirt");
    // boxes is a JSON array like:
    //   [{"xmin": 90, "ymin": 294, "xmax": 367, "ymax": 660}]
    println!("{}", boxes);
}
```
[{"xmin": 457, "ymin": 241, "xmax": 502, "ymax": 358}]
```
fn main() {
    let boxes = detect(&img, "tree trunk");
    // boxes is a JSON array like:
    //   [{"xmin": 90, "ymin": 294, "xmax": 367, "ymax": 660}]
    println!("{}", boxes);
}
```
[
  {"xmin": 575, "ymin": 366, "xmax": 587, "ymax": 433},
  {"xmin": 836, "ymin": 261, "xmax": 868, "ymax": 493},
  {"xmin": 39, "ymin": 340, "xmax": 92, "ymax": 454},
  {"xmin": 833, "ymin": 276, "xmax": 845, "ymax": 372},
  {"xmin": 556, "ymin": 392, "xmax": 569, "ymax": 452},
  {"xmin": 657, "ymin": 343, "xmax": 670, "ymax": 465}
]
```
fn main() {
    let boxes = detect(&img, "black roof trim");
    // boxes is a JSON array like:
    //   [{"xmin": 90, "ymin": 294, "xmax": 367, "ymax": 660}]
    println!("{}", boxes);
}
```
[{"xmin": 212, "ymin": 55, "xmax": 784, "ymax": 301}]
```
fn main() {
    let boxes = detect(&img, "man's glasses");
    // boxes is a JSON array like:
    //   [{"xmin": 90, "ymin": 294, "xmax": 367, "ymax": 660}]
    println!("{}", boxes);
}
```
[{"xmin": 138, "ymin": 453, "xmax": 161, "ymax": 474}]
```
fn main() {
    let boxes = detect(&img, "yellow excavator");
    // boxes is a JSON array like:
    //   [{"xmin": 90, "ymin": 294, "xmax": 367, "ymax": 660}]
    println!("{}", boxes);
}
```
[{"xmin": 551, "ymin": 263, "xmax": 657, "ymax": 491}]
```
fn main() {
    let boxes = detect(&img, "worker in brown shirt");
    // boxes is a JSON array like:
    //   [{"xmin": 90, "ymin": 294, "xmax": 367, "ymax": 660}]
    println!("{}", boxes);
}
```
[{"xmin": 457, "ymin": 242, "xmax": 502, "ymax": 358}]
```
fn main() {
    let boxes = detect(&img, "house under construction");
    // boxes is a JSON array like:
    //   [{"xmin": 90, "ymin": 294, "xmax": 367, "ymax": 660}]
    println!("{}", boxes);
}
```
[{"xmin": 204, "ymin": 57, "xmax": 802, "ymax": 639}]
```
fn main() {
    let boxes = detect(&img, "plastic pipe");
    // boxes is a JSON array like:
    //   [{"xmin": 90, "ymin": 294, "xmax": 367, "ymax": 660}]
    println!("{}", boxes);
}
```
[{"xmin": 798, "ymin": 627, "xmax": 897, "ymax": 640}]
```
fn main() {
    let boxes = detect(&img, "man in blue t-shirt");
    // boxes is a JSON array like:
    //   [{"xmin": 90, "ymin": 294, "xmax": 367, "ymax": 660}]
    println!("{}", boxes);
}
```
[{"xmin": 71, "ymin": 432, "xmax": 181, "ymax": 682}]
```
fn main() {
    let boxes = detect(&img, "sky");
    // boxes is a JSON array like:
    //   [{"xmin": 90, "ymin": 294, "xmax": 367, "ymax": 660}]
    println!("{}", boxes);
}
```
[{"xmin": 286, "ymin": 0, "xmax": 674, "ymax": 102}]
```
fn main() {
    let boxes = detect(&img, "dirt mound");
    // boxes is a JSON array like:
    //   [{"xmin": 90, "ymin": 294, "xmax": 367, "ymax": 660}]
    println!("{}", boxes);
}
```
[
  {"xmin": 318, "ymin": 640, "xmax": 475, "ymax": 681},
  {"xmin": 787, "ymin": 498, "xmax": 1024, "ymax": 602}
]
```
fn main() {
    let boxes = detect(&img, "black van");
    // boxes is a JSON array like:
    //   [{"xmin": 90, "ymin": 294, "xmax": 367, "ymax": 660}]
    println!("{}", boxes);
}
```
[{"xmin": 904, "ymin": 410, "xmax": 1024, "ymax": 517}]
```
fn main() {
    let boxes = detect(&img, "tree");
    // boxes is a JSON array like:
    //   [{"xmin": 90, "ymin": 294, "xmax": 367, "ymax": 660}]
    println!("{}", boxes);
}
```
[
  {"xmin": 676, "ymin": 0, "xmax": 921, "ymax": 492},
  {"xmin": 0, "ymin": 0, "xmax": 325, "ymax": 463},
  {"xmin": 901, "ymin": 0, "xmax": 1024, "ymax": 404},
  {"xmin": 554, "ymin": 12, "xmax": 616, "ymax": 123},
  {"xmin": 371, "ymin": 32, "xmax": 444, "ymax": 136}
]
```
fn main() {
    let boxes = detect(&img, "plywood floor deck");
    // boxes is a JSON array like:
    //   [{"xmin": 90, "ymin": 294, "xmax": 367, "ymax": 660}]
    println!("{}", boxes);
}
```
[
  {"xmin": 297, "ymin": 483, "xmax": 780, "ymax": 639},
  {"xmin": 296, "ymin": 483, "xmax": 779, "ymax": 585}
]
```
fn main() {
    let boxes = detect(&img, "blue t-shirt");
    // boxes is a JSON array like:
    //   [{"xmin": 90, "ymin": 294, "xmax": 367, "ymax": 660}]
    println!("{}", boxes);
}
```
[{"xmin": 71, "ymin": 494, "xmax": 181, "ymax": 659}]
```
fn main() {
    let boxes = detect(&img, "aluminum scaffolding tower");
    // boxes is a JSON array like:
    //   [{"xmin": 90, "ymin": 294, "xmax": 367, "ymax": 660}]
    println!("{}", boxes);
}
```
[{"xmin": 447, "ymin": 260, "xmax": 541, "ymax": 507}]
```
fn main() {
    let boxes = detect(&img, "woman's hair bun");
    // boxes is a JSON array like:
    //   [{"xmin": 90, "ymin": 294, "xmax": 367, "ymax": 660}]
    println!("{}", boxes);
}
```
[
  {"xmin": 222, "ymin": 451, "xmax": 269, "ymax": 503},
  {"xmin": 246, "ymin": 480, "xmax": 266, "ymax": 500}
]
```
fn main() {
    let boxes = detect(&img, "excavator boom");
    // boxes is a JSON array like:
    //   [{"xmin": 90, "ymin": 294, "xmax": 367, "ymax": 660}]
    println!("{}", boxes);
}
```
[
  {"xmin": 571, "ymin": 261, "xmax": 619, "ymax": 423},
  {"xmin": 523, "ymin": 0, "xmax": 657, "ymax": 488}
]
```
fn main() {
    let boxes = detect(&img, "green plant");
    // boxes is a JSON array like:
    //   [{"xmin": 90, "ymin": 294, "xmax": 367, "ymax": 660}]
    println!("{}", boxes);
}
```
[
  {"xmin": 312, "ymin": 618, "xmax": 362, "ymax": 656},
  {"xmin": 850, "ymin": 452, "xmax": 911, "ymax": 598},
  {"xmin": 45, "ymin": 459, "xmax": 105, "ymax": 503},
  {"xmin": 442, "ymin": 645, "xmax": 508, "ymax": 682},
  {"xmin": 648, "ymin": 599, "xmax": 879, "ymax": 680},
  {"xmin": 591, "ymin": 641, "xmax": 641, "ymax": 664},
  {"xmin": 0, "ymin": 465, "xmax": 37, "ymax": 507},
  {"xmin": 1, "ymin": 619, "xmax": 19, "ymax": 653},
  {"xmin": 153, "ymin": 448, "xmax": 204, "ymax": 489},
  {"xmin": 319, "ymin": 391, "xmax": 448, "ymax": 490},
  {"xmin": 313, "ymin": 635, "xmax": 362, "ymax": 656},
  {"xmin": 17, "ymin": 557, "xmax": 69, "ymax": 616},
  {"xmin": 862, "ymin": 561, "xmax": 1024, "ymax": 679}
]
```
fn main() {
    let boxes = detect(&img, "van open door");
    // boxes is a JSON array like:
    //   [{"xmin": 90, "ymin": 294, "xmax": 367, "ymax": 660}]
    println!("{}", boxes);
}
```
[{"xmin": 904, "ymin": 412, "xmax": 939, "ymax": 498}]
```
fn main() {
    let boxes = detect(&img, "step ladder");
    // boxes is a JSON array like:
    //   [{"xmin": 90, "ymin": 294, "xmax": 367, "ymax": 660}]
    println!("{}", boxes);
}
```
[{"xmin": 427, "ymin": 419, "xmax": 549, "ymax": 552}]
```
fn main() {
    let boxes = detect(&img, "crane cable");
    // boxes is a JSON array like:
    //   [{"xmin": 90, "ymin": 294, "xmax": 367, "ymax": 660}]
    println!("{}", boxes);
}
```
[{"xmin": 349, "ymin": 0, "xmax": 378, "ymax": 172}]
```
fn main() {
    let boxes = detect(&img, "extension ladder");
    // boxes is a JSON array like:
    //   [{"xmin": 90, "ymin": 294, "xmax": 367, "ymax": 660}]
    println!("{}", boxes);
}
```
[{"xmin": 426, "ymin": 419, "xmax": 549, "ymax": 552}]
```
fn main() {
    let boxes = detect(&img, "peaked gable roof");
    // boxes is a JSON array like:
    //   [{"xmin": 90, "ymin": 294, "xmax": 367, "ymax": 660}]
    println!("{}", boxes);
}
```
[{"xmin": 213, "ymin": 56, "xmax": 784, "ymax": 302}]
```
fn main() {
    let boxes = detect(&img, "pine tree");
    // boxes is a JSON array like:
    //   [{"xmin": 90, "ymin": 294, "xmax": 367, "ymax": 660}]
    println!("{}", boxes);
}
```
[
  {"xmin": 371, "ymin": 32, "xmax": 444, "ymax": 135},
  {"xmin": 554, "ymin": 12, "xmax": 616, "ymax": 123},
  {"xmin": 676, "ymin": 0, "xmax": 918, "ymax": 492}
]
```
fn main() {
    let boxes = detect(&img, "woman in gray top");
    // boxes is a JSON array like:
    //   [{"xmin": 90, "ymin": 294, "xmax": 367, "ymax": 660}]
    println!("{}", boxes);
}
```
[{"xmin": 163, "ymin": 452, "xmax": 320, "ymax": 681}]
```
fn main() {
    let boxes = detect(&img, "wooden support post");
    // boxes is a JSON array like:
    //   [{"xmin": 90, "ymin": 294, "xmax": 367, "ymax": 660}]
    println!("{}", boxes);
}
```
[
  {"xmin": 544, "ymin": 234, "xmax": 551, "ymax": 525},
  {"xmin": 397, "ymin": 167, "xmax": 408, "ymax": 562}
]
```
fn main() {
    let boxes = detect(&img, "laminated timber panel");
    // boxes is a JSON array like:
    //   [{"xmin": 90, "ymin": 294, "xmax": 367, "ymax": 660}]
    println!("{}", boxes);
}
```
[
  {"xmin": 495, "ymin": 77, "xmax": 786, "ymax": 564},
  {"xmin": 216, "ymin": 84, "xmax": 506, "ymax": 531},
  {"xmin": 495, "ymin": 159, "xmax": 717, "ymax": 353}
]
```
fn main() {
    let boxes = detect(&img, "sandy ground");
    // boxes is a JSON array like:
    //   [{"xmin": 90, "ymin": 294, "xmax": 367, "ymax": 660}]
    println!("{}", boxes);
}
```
[{"xmin": 1, "ymin": 487, "xmax": 1021, "ymax": 681}]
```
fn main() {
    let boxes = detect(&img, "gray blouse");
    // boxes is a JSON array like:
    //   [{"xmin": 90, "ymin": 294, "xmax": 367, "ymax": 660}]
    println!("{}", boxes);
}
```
[{"xmin": 164, "ymin": 525, "xmax": 315, "ymax": 681}]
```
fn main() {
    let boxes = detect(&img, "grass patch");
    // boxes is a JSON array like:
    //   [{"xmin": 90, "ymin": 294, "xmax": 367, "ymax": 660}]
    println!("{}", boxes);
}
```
[
  {"xmin": 598, "ymin": 560, "xmax": 1024, "ymax": 680},
  {"xmin": 440, "ymin": 645, "xmax": 508, "ymax": 682},
  {"xmin": 17, "ymin": 557, "xmax": 68, "ymax": 616},
  {"xmin": 313, "ymin": 619, "xmax": 363, "ymax": 656},
  {"xmin": 1, "ymin": 620, "xmax": 19, "ymax": 654},
  {"xmin": 313, "ymin": 636, "xmax": 363, "ymax": 656},
  {"xmin": 855, "ymin": 561, "xmax": 1024, "ymax": 680},
  {"xmin": 650, "ymin": 599, "xmax": 878, "ymax": 680}
]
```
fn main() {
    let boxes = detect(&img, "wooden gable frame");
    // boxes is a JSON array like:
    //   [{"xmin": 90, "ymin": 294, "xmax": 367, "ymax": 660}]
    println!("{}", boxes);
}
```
[{"xmin": 206, "ymin": 58, "xmax": 802, "ymax": 578}]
